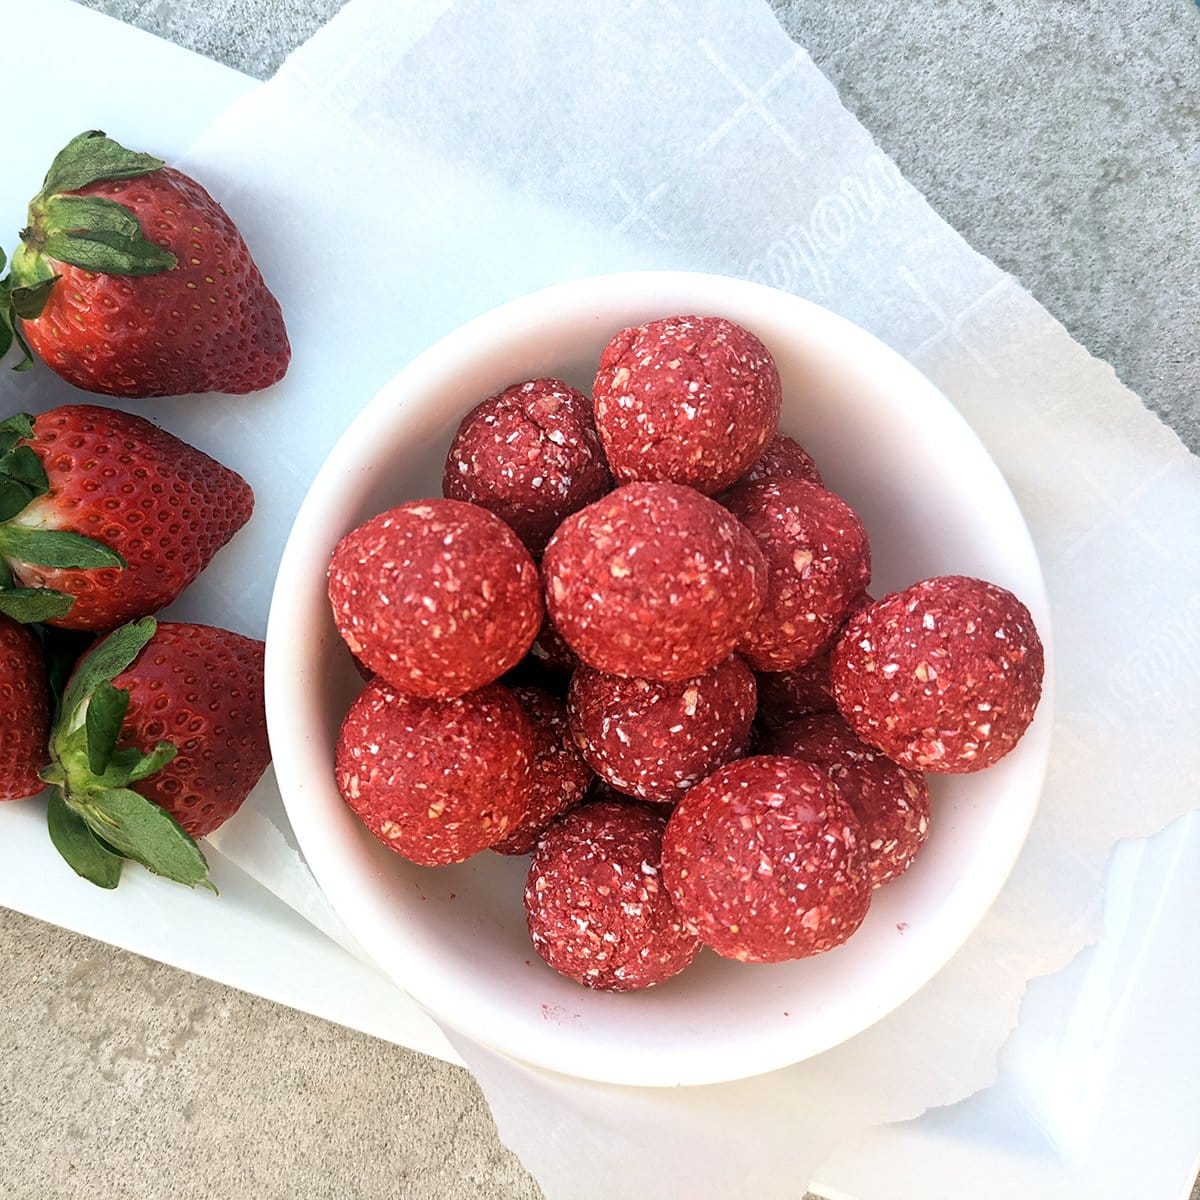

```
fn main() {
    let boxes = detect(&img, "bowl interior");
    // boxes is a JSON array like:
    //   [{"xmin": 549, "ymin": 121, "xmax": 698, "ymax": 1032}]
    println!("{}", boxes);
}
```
[{"xmin": 267, "ymin": 272, "xmax": 1053, "ymax": 1087}]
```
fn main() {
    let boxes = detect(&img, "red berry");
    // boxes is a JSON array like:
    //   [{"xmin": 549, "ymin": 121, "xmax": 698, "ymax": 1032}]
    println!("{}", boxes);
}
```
[
  {"xmin": 11, "ymin": 133, "xmax": 288, "ymax": 398},
  {"xmin": 0, "ymin": 616, "xmax": 50, "ymax": 800},
  {"xmin": 109, "ymin": 622, "xmax": 268, "ymax": 837},
  {"xmin": 0, "ymin": 405, "xmax": 253, "ymax": 631}
]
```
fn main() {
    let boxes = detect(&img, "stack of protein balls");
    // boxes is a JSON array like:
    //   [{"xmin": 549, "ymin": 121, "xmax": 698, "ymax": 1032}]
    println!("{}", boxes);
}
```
[{"xmin": 328, "ymin": 315, "xmax": 1045, "ymax": 993}]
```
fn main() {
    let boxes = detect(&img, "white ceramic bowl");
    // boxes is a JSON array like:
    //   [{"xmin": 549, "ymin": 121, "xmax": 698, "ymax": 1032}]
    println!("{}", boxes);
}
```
[{"xmin": 266, "ymin": 271, "xmax": 1053, "ymax": 1087}]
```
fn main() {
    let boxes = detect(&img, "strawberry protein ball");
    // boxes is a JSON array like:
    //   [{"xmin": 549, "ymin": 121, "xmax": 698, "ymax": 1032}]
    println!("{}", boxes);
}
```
[
  {"xmin": 492, "ymin": 686, "xmax": 593, "ymax": 856},
  {"xmin": 756, "ymin": 655, "xmax": 837, "ymax": 728},
  {"xmin": 724, "ymin": 478, "xmax": 871, "ymax": 672},
  {"xmin": 585, "ymin": 776, "xmax": 630, "ymax": 805},
  {"xmin": 525, "ymin": 800, "xmax": 700, "ymax": 991},
  {"xmin": 755, "ymin": 593, "xmax": 873, "ymax": 731},
  {"xmin": 442, "ymin": 378, "xmax": 612, "ymax": 554},
  {"xmin": 502, "ymin": 617, "xmax": 576, "ymax": 696},
  {"xmin": 542, "ymin": 482, "xmax": 766, "ymax": 681},
  {"xmin": 662, "ymin": 756, "xmax": 870, "ymax": 963},
  {"xmin": 336, "ymin": 678, "xmax": 534, "ymax": 866},
  {"xmin": 568, "ymin": 657, "xmax": 756, "ymax": 803},
  {"xmin": 328, "ymin": 499, "xmax": 542, "ymax": 699},
  {"xmin": 765, "ymin": 713, "xmax": 930, "ymax": 888},
  {"xmin": 593, "ymin": 315, "xmax": 782, "ymax": 495},
  {"xmin": 831, "ymin": 576, "xmax": 1044, "ymax": 773},
  {"xmin": 527, "ymin": 612, "xmax": 578, "ymax": 676},
  {"xmin": 732, "ymin": 432, "xmax": 822, "ymax": 489}
]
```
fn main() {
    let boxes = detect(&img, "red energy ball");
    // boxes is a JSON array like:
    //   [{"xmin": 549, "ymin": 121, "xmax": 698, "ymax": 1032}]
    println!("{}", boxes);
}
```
[
  {"xmin": 442, "ymin": 378, "xmax": 612, "ymax": 554},
  {"xmin": 755, "ymin": 593, "xmax": 873, "ymax": 731},
  {"xmin": 567, "ymin": 656, "xmax": 756, "ymax": 804},
  {"xmin": 724, "ymin": 478, "xmax": 871, "ymax": 672},
  {"xmin": 328, "ymin": 499, "xmax": 542, "ymax": 699},
  {"xmin": 502, "ymin": 617, "xmax": 576, "ymax": 697},
  {"xmin": 593, "ymin": 315, "xmax": 782, "ymax": 495},
  {"xmin": 527, "ymin": 612, "xmax": 578, "ymax": 676},
  {"xmin": 336, "ymin": 678, "xmax": 534, "ymax": 866},
  {"xmin": 764, "ymin": 713, "xmax": 930, "ymax": 888},
  {"xmin": 831, "ymin": 576, "xmax": 1045, "ymax": 773},
  {"xmin": 492, "ymin": 686, "xmax": 594, "ymax": 856},
  {"xmin": 756, "ymin": 657, "xmax": 836, "ymax": 729},
  {"xmin": 525, "ymin": 800, "xmax": 700, "ymax": 991},
  {"xmin": 662, "ymin": 756, "xmax": 870, "ymax": 963},
  {"xmin": 542, "ymin": 482, "xmax": 766, "ymax": 682},
  {"xmin": 732, "ymin": 432, "xmax": 822, "ymax": 489},
  {"xmin": 585, "ymin": 777, "xmax": 630, "ymax": 805}
]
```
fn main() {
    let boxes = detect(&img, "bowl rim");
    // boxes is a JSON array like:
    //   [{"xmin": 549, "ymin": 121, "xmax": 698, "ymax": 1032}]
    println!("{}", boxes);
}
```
[{"xmin": 265, "ymin": 269, "xmax": 1055, "ymax": 1086}]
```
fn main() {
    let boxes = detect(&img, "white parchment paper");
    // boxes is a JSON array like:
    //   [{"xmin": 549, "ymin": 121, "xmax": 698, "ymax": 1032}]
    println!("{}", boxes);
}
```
[{"xmin": 157, "ymin": 1, "xmax": 1200, "ymax": 1194}]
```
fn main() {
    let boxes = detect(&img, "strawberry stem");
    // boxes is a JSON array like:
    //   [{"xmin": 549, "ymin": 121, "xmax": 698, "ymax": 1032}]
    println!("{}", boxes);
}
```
[
  {"xmin": 45, "ymin": 617, "xmax": 212, "ymax": 891},
  {"xmin": 0, "ymin": 131, "xmax": 176, "ymax": 368},
  {"xmin": 0, "ymin": 409, "xmax": 128, "ymax": 621}
]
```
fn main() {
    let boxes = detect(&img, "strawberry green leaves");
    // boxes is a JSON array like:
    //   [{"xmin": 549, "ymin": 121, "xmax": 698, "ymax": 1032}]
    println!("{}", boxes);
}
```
[
  {"xmin": 41, "ymin": 626, "xmax": 97, "ymax": 718},
  {"xmin": 0, "ymin": 410, "xmax": 127, "ymax": 624},
  {"xmin": 36, "ymin": 195, "xmax": 176, "ymax": 278},
  {"xmin": 84, "ymin": 680, "xmax": 130, "ymax": 774},
  {"xmin": 0, "ymin": 413, "xmax": 34, "ymax": 453},
  {"xmin": 0, "ymin": 249, "xmax": 8, "ymax": 364},
  {"xmin": 0, "ymin": 448, "xmax": 48, "ymax": 546},
  {"xmin": 0, "ymin": 249, "xmax": 12, "ymax": 366},
  {"xmin": 0, "ymin": 588, "xmax": 76, "ymax": 623},
  {"xmin": 0, "ymin": 414, "xmax": 44, "ymax": 523},
  {"xmin": 46, "ymin": 784, "xmax": 208, "ymax": 892},
  {"xmin": 8, "ymin": 277, "xmax": 57, "ymax": 323},
  {"xmin": 1, "ymin": 131, "xmax": 176, "ymax": 352},
  {"xmin": 0, "ymin": 445, "xmax": 44, "ymax": 490},
  {"xmin": 46, "ymin": 792, "xmax": 124, "ymax": 889},
  {"xmin": 0, "ymin": 251, "xmax": 34, "ymax": 371},
  {"xmin": 57, "ymin": 616, "xmax": 155, "ymax": 726},
  {"xmin": 0, "ymin": 528, "xmax": 124, "ymax": 569},
  {"xmin": 45, "ymin": 617, "xmax": 212, "ymax": 891},
  {"xmin": 75, "ymin": 788, "xmax": 209, "ymax": 890},
  {"xmin": 39, "ymin": 131, "xmax": 166, "ymax": 198}
]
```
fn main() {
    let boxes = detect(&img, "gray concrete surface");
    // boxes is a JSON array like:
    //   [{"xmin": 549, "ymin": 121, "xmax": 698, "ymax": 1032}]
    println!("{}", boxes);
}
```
[
  {"xmin": 0, "ymin": 908, "xmax": 541, "ymax": 1200},
  {"xmin": 4, "ymin": 2, "xmax": 1197, "ymax": 1198},
  {"xmin": 778, "ymin": 0, "xmax": 1200, "ymax": 454}
]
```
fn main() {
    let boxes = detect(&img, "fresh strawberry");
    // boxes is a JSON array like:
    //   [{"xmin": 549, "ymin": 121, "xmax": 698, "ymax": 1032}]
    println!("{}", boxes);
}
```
[
  {"xmin": 0, "ymin": 405, "xmax": 253, "ymax": 630},
  {"xmin": 43, "ymin": 617, "xmax": 269, "ymax": 889},
  {"xmin": 0, "ymin": 130, "xmax": 289, "ymax": 397},
  {"xmin": 0, "ymin": 615, "xmax": 51, "ymax": 799}
]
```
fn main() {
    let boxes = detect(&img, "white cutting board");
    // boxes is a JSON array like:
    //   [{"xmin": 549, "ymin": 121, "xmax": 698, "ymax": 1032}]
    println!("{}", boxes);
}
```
[
  {"xmin": 0, "ymin": 0, "xmax": 458, "ymax": 1068},
  {"xmin": 1, "ymin": 6, "xmax": 1196, "ymax": 1200}
]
